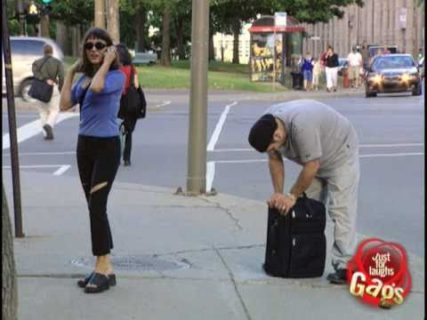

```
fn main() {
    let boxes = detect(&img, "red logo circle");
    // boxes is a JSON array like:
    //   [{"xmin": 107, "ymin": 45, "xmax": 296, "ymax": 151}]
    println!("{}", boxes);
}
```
[{"xmin": 347, "ymin": 238, "xmax": 412, "ymax": 308}]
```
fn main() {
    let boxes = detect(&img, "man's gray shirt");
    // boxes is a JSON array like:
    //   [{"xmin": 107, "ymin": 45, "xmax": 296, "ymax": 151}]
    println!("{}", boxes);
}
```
[{"xmin": 265, "ymin": 99, "xmax": 359, "ymax": 177}]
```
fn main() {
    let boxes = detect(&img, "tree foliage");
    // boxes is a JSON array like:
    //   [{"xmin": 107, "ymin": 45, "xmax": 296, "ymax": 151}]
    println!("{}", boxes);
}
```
[{"xmin": 50, "ymin": 0, "xmax": 94, "ymax": 26}]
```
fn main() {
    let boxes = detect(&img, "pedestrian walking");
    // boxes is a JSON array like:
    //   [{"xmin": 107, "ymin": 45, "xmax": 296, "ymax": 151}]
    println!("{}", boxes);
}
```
[
  {"xmin": 324, "ymin": 46, "xmax": 339, "ymax": 92},
  {"xmin": 31, "ymin": 44, "xmax": 64, "ymax": 140},
  {"xmin": 248, "ymin": 99, "xmax": 360, "ymax": 284},
  {"xmin": 59, "ymin": 27, "xmax": 125, "ymax": 293},
  {"xmin": 347, "ymin": 46, "xmax": 363, "ymax": 88},
  {"xmin": 116, "ymin": 44, "xmax": 140, "ymax": 166},
  {"xmin": 312, "ymin": 58, "xmax": 322, "ymax": 91},
  {"xmin": 301, "ymin": 53, "xmax": 314, "ymax": 91}
]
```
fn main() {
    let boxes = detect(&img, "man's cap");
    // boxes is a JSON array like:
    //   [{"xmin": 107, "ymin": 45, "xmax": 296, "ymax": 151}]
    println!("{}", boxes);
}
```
[{"xmin": 248, "ymin": 114, "xmax": 277, "ymax": 153}]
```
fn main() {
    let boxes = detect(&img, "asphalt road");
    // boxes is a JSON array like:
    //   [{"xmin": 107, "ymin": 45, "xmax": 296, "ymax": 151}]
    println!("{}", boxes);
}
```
[{"xmin": 2, "ymin": 91, "xmax": 424, "ymax": 257}]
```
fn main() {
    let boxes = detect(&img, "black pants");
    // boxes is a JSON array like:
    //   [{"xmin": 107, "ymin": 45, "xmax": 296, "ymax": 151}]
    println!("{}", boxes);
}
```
[
  {"xmin": 77, "ymin": 135, "xmax": 121, "ymax": 256},
  {"xmin": 121, "ymin": 117, "xmax": 137, "ymax": 162}
]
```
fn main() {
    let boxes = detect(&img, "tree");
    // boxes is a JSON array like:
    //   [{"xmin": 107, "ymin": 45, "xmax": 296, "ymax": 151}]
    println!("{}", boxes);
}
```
[
  {"xmin": 107, "ymin": 0, "xmax": 120, "ymax": 42},
  {"xmin": 160, "ymin": 4, "xmax": 172, "ymax": 66},
  {"xmin": 2, "ymin": 184, "xmax": 18, "ymax": 320}
]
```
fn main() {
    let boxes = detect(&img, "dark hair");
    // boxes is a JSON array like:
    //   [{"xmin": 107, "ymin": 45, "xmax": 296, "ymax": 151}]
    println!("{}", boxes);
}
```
[
  {"xmin": 43, "ymin": 44, "xmax": 53, "ymax": 55},
  {"xmin": 116, "ymin": 43, "xmax": 132, "ymax": 66},
  {"xmin": 80, "ymin": 27, "xmax": 119, "ymax": 77}
]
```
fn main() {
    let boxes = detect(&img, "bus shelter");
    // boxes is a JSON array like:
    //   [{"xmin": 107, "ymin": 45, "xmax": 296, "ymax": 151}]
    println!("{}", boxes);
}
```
[{"xmin": 249, "ymin": 16, "xmax": 304, "ymax": 83}]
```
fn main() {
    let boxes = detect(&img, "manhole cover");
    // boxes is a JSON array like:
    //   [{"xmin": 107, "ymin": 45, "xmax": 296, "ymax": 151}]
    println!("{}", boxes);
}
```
[{"xmin": 71, "ymin": 255, "xmax": 191, "ymax": 271}]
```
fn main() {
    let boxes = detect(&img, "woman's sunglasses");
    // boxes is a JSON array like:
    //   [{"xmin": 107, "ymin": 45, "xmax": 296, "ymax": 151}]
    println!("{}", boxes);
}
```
[{"xmin": 84, "ymin": 42, "xmax": 107, "ymax": 50}]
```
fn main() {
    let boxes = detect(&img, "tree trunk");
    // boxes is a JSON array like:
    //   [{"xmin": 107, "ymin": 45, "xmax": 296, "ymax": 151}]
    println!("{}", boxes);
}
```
[
  {"xmin": 135, "ymin": 6, "xmax": 146, "ymax": 52},
  {"xmin": 55, "ymin": 21, "xmax": 70, "ymax": 56},
  {"xmin": 40, "ymin": 14, "xmax": 49, "ymax": 37},
  {"xmin": 160, "ymin": 6, "xmax": 171, "ymax": 66},
  {"xmin": 176, "ymin": 16, "xmax": 185, "ymax": 60},
  {"xmin": 208, "ymin": 32, "xmax": 214, "ymax": 61},
  {"xmin": 106, "ymin": 0, "xmax": 120, "ymax": 43},
  {"xmin": 2, "ymin": 183, "xmax": 18, "ymax": 320},
  {"xmin": 94, "ymin": 0, "xmax": 105, "ymax": 29},
  {"xmin": 232, "ymin": 21, "xmax": 240, "ymax": 64}
]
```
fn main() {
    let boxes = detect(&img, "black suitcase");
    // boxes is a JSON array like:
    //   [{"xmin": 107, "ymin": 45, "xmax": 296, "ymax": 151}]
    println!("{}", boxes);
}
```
[{"xmin": 263, "ymin": 194, "xmax": 326, "ymax": 278}]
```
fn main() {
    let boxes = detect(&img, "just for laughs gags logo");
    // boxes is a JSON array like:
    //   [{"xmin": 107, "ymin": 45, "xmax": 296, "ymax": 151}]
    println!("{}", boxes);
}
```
[{"xmin": 347, "ymin": 238, "xmax": 412, "ymax": 309}]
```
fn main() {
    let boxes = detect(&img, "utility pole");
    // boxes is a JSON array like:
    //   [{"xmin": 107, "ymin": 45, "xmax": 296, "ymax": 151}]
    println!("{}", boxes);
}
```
[
  {"xmin": 2, "ymin": 0, "xmax": 25, "ymax": 238},
  {"xmin": 186, "ymin": 0, "xmax": 209, "ymax": 195}
]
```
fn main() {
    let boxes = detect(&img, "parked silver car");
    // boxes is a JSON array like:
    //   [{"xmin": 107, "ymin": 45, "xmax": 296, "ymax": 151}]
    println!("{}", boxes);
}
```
[{"xmin": 2, "ymin": 36, "xmax": 64, "ymax": 101}]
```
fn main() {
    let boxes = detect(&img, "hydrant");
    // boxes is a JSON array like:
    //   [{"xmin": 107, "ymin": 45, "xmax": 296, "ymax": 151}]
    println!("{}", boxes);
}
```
[{"xmin": 343, "ymin": 68, "xmax": 350, "ymax": 88}]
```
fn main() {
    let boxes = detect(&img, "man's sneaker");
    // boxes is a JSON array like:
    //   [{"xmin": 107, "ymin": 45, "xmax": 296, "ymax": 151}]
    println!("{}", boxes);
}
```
[
  {"xmin": 327, "ymin": 269, "xmax": 347, "ymax": 285},
  {"xmin": 123, "ymin": 160, "xmax": 131, "ymax": 166},
  {"xmin": 43, "ymin": 124, "xmax": 54, "ymax": 140}
]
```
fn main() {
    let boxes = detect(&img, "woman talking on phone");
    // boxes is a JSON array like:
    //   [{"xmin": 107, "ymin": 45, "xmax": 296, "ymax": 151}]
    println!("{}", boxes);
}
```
[{"xmin": 60, "ymin": 28, "xmax": 125, "ymax": 293}]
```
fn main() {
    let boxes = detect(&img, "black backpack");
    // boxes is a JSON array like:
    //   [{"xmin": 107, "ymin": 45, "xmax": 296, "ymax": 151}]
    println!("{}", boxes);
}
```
[{"xmin": 118, "ymin": 67, "xmax": 146, "ymax": 120}]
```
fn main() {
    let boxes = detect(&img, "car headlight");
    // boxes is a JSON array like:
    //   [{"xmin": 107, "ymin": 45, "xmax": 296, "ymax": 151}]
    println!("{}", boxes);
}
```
[
  {"xmin": 372, "ymin": 74, "xmax": 383, "ymax": 84},
  {"xmin": 401, "ymin": 73, "xmax": 411, "ymax": 82},
  {"xmin": 401, "ymin": 73, "xmax": 418, "ymax": 82}
]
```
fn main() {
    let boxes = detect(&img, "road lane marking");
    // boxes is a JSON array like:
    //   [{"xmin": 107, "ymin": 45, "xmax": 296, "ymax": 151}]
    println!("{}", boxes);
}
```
[
  {"xmin": 3, "ymin": 151, "xmax": 76, "ymax": 156},
  {"xmin": 154, "ymin": 101, "xmax": 171, "ymax": 108},
  {"xmin": 205, "ymin": 101, "xmax": 237, "ymax": 193},
  {"xmin": 207, "ymin": 101, "xmax": 237, "ymax": 151},
  {"xmin": 53, "ymin": 165, "xmax": 71, "ymax": 176},
  {"xmin": 359, "ymin": 152, "xmax": 424, "ymax": 158},
  {"xmin": 3, "ymin": 164, "xmax": 71, "ymax": 176},
  {"xmin": 2, "ymin": 112, "xmax": 78, "ymax": 150},
  {"xmin": 206, "ymin": 161, "xmax": 215, "ymax": 192},
  {"xmin": 210, "ymin": 143, "xmax": 424, "ymax": 153},
  {"xmin": 211, "ymin": 152, "xmax": 424, "ymax": 165}
]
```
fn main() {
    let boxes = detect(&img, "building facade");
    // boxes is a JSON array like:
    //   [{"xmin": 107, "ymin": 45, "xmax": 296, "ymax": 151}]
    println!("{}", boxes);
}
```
[{"xmin": 301, "ymin": 0, "xmax": 425, "ymax": 58}]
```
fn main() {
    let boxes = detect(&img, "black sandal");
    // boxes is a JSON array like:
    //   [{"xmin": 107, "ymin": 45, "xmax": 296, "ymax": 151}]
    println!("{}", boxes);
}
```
[
  {"xmin": 77, "ymin": 272, "xmax": 116, "ymax": 288},
  {"xmin": 84, "ymin": 273, "xmax": 113, "ymax": 293}
]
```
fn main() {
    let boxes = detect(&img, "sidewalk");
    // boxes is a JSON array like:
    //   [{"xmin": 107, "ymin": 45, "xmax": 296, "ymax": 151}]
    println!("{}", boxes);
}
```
[{"xmin": 3, "ymin": 171, "xmax": 424, "ymax": 320}]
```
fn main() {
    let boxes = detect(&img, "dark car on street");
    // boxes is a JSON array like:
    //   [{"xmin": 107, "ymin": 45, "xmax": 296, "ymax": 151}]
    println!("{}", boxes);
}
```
[{"xmin": 365, "ymin": 54, "xmax": 422, "ymax": 97}]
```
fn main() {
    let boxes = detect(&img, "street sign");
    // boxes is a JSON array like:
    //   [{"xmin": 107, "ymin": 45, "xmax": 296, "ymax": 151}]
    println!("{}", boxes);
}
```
[{"xmin": 274, "ymin": 12, "xmax": 287, "ymax": 27}]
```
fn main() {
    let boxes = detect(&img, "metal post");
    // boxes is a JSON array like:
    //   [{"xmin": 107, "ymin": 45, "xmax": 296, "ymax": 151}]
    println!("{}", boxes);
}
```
[
  {"xmin": 186, "ymin": 0, "xmax": 209, "ymax": 195},
  {"xmin": 2, "ymin": 0, "xmax": 25, "ymax": 238}
]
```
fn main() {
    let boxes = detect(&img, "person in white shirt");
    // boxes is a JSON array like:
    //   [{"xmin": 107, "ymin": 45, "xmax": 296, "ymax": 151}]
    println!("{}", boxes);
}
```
[{"xmin": 347, "ymin": 47, "xmax": 363, "ymax": 88}]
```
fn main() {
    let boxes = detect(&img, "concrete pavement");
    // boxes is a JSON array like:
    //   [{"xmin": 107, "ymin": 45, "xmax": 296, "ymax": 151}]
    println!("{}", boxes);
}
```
[{"xmin": 3, "ymin": 170, "xmax": 424, "ymax": 320}]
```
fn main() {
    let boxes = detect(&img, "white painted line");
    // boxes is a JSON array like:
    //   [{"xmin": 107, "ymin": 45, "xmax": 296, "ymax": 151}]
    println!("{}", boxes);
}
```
[
  {"xmin": 3, "ymin": 151, "xmax": 76, "ymax": 156},
  {"xmin": 2, "ymin": 112, "xmax": 78, "ymax": 150},
  {"xmin": 212, "ymin": 152, "xmax": 424, "ymax": 165},
  {"xmin": 210, "ymin": 143, "xmax": 424, "ymax": 153},
  {"xmin": 359, "ymin": 152, "xmax": 424, "ymax": 158},
  {"xmin": 215, "ymin": 159, "xmax": 267, "ymax": 164},
  {"xmin": 3, "ymin": 164, "xmax": 69, "ymax": 168},
  {"xmin": 154, "ymin": 101, "xmax": 171, "ymax": 108},
  {"xmin": 53, "ymin": 165, "xmax": 71, "ymax": 176},
  {"xmin": 359, "ymin": 143, "xmax": 424, "ymax": 148},
  {"xmin": 207, "ymin": 101, "xmax": 237, "ymax": 151},
  {"xmin": 206, "ymin": 161, "xmax": 215, "ymax": 192}
]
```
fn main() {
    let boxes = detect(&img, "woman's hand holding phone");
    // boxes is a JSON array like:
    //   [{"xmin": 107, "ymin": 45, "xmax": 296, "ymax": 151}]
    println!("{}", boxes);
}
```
[{"xmin": 104, "ymin": 46, "xmax": 117, "ymax": 66}]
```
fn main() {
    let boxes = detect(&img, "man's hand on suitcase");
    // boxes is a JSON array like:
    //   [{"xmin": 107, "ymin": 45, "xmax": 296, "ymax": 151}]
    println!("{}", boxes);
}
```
[{"xmin": 267, "ymin": 193, "xmax": 297, "ymax": 215}]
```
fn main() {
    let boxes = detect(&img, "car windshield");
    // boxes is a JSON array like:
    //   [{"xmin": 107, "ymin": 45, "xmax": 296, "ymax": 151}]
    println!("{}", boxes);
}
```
[
  {"xmin": 372, "ymin": 56, "xmax": 415, "ymax": 70},
  {"xmin": 11, "ymin": 39, "xmax": 44, "ymax": 56}
]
